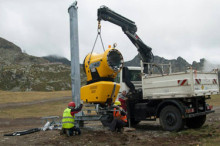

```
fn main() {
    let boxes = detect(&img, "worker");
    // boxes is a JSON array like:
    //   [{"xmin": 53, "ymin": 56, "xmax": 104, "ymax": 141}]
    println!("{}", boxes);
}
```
[
  {"xmin": 109, "ymin": 101, "xmax": 127, "ymax": 132},
  {"xmin": 118, "ymin": 90, "xmax": 128, "ymax": 111},
  {"xmin": 61, "ymin": 101, "xmax": 83, "ymax": 136}
]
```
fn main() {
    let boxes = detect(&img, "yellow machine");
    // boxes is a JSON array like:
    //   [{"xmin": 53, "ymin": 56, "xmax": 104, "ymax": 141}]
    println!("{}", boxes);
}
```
[{"xmin": 81, "ymin": 47, "xmax": 123, "ymax": 104}]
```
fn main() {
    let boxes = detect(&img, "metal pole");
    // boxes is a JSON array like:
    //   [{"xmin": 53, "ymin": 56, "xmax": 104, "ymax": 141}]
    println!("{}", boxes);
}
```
[
  {"xmin": 68, "ymin": 1, "xmax": 82, "ymax": 127},
  {"xmin": 126, "ymin": 99, "xmax": 131, "ymax": 128}
]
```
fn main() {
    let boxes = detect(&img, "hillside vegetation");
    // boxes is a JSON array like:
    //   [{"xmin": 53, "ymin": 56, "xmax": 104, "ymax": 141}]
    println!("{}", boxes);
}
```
[
  {"xmin": 0, "ymin": 37, "xmax": 219, "ymax": 91},
  {"xmin": 0, "ymin": 37, "xmax": 87, "ymax": 91}
]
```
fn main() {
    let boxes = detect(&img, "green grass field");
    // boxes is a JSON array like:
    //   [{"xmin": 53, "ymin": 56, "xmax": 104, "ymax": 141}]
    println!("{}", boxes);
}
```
[
  {"xmin": 0, "ymin": 91, "xmax": 72, "ymax": 118},
  {"xmin": 0, "ymin": 99, "xmax": 68, "ymax": 118},
  {"xmin": 0, "ymin": 91, "xmax": 219, "ymax": 118},
  {"xmin": 207, "ymin": 94, "xmax": 220, "ymax": 106},
  {"xmin": 0, "ymin": 90, "xmax": 72, "ymax": 104}
]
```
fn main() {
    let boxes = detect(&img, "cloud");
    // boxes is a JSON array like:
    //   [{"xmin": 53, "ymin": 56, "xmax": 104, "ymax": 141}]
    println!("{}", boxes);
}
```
[{"xmin": 0, "ymin": 0, "xmax": 220, "ymax": 64}]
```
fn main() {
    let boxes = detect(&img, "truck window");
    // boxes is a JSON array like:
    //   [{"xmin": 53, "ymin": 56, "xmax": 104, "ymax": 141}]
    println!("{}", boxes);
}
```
[{"xmin": 129, "ymin": 70, "xmax": 141, "ymax": 81}]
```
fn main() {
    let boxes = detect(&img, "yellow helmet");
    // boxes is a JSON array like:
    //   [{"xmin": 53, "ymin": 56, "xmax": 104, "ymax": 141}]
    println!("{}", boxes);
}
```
[{"xmin": 114, "ymin": 101, "xmax": 121, "ymax": 106}]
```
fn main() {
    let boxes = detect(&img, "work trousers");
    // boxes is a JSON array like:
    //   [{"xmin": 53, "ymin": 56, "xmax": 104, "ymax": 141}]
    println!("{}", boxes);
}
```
[
  {"xmin": 61, "ymin": 126, "xmax": 81, "ymax": 136},
  {"xmin": 109, "ymin": 119, "xmax": 127, "ymax": 132}
]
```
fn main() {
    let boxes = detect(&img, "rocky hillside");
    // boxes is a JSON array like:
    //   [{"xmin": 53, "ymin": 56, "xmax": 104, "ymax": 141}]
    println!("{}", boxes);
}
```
[
  {"xmin": 124, "ymin": 54, "xmax": 220, "ymax": 81},
  {"xmin": 0, "ymin": 37, "xmax": 48, "ymax": 66},
  {"xmin": 43, "ymin": 55, "xmax": 71, "ymax": 66},
  {"xmin": 0, "ymin": 37, "xmax": 87, "ymax": 91},
  {"xmin": 125, "ymin": 54, "xmax": 208, "ymax": 72},
  {"xmin": 0, "ymin": 37, "xmax": 219, "ymax": 91}
]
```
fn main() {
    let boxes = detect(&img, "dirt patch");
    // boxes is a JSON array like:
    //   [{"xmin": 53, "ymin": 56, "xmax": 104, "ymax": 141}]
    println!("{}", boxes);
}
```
[
  {"xmin": 0, "ymin": 124, "xmax": 202, "ymax": 146},
  {"xmin": 0, "ymin": 117, "xmax": 42, "ymax": 128},
  {"xmin": 1, "ymin": 114, "xmax": 219, "ymax": 145},
  {"xmin": 1, "ymin": 107, "xmax": 220, "ymax": 145}
]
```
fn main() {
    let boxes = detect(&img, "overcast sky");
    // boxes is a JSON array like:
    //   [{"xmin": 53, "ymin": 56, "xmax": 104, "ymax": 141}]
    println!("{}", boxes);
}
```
[{"xmin": 0, "ymin": 0, "xmax": 220, "ymax": 64}]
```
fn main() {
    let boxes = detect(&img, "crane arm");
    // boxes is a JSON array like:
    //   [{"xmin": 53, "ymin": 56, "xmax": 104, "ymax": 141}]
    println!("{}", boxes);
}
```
[{"xmin": 98, "ymin": 6, "xmax": 153, "ymax": 73}]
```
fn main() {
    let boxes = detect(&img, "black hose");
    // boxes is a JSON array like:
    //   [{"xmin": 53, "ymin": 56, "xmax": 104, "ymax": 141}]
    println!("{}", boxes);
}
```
[{"xmin": 4, "ymin": 128, "xmax": 41, "ymax": 136}]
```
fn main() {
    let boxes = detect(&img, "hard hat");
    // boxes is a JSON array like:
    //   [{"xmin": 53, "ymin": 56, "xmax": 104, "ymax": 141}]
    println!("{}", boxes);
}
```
[
  {"xmin": 114, "ymin": 101, "xmax": 121, "ymax": 106},
  {"xmin": 68, "ymin": 102, "xmax": 76, "ymax": 108}
]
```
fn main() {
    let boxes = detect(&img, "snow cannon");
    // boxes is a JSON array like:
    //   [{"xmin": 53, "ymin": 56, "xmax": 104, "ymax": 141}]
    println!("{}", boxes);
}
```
[{"xmin": 81, "ymin": 47, "xmax": 124, "ymax": 105}]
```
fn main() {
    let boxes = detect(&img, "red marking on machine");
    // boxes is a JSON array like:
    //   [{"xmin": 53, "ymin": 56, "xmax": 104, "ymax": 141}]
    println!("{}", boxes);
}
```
[
  {"xmin": 213, "ymin": 79, "xmax": 217, "ymax": 84},
  {"xmin": 178, "ymin": 79, "xmax": 188, "ymax": 86},
  {"xmin": 195, "ymin": 79, "xmax": 201, "ymax": 85}
]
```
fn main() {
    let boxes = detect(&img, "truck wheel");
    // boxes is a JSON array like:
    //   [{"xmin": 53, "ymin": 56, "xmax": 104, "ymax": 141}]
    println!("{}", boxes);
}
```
[
  {"xmin": 159, "ymin": 105, "xmax": 183, "ymax": 131},
  {"xmin": 186, "ymin": 115, "xmax": 206, "ymax": 129}
]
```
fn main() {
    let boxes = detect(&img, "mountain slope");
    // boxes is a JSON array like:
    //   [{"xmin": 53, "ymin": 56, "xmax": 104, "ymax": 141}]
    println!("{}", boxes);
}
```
[
  {"xmin": 43, "ymin": 55, "xmax": 71, "ymax": 66},
  {"xmin": 124, "ymin": 54, "xmax": 208, "ymax": 72},
  {"xmin": 0, "ymin": 37, "xmax": 48, "ymax": 66},
  {"xmin": 124, "ymin": 55, "xmax": 191, "ymax": 72},
  {"xmin": 0, "ymin": 37, "xmax": 218, "ymax": 91}
]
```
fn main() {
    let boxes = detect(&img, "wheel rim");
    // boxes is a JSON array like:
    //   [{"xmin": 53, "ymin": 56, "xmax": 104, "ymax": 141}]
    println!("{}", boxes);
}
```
[{"xmin": 166, "ymin": 113, "xmax": 176, "ymax": 126}]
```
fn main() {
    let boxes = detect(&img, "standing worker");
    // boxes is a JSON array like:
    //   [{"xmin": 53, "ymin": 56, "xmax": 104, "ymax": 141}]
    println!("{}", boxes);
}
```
[
  {"xmin": 118, "ymin": 90, "xmax": 128, "ymax": 111},
  {"xmin": 61, "ymin": 101, "xmax": 83, "ymax": 136},
  {"xmin": 109, "ymin": 101, "xmax": 127, "ymax": 132}
]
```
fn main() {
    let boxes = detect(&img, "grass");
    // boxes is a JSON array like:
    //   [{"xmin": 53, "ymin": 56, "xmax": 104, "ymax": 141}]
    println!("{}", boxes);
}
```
[
  {"xmin": 0, "ymin": 98, "xmax": 95, "ymax": 119},
  {"xmin": 0, "ymin": 90, "xmax": 94, "ymax": 118},
  {"xmin": 177, "ymin": 124, "xmax": 218, "ymax": 137},
  {"xmin": 0, "ymin": 99, "xmax": 69, "ymax": 118},
  {"xmin": 0, "ymin": 90, "xmax": 71, "ymax": 104},
  {"xmin": 204, "ymin": 136, "xmax": 220, "ymax": 146},
  {"xmin": 0, "ymin": 91, "xmax": 219, "ymax": 119},
  {"xmin": 208, "ymin": 94, "xmax": 220, "ymax": 106},
  {"xmin": 173, "ymin": 122, "xmax": 220, "ymax": 146}
]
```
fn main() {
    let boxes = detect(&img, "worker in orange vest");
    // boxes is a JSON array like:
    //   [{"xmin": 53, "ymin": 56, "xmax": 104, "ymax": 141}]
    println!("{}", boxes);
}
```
[{"xmin": 109, "ymin": 101, "xmax": 127, "ymax": 132}]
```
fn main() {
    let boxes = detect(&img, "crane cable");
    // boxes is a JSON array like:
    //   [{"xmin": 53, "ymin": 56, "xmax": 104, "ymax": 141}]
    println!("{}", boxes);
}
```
[{"xmin": 88, "ymin": 21, "xmax": 105, "ymax": 64}]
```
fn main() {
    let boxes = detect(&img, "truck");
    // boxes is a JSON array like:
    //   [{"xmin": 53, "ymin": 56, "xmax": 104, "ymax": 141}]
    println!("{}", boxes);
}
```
[
  {"xmin": 116, "ymin": 63, "xmax": 219, "ymax": 131},
  {"xmin": 80, "ymin": 6, "xmax": 219, "ymax": 131}
]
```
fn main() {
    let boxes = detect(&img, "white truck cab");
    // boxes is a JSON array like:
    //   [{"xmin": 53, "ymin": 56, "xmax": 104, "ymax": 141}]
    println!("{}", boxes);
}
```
[{"xmin": 115, "ymin": 66, "xmax": 142, "ymax": 96}]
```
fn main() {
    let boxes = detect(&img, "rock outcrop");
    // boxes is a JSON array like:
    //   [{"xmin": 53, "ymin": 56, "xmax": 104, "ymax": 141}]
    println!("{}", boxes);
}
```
[
  {"xmin": 0, "ymin": 37, "xmax": 218, "ymax": 91},
  {"xmin": 0, "ymin": 37, "xmax": 86, "ymax": 91}
]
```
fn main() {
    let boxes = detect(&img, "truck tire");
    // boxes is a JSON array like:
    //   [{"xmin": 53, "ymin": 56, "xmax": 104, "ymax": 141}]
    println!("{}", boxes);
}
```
[
  {"xmin": 159, "ymin": 105, "xmax": 183, "ymax": 131},
  {"xmin": 185, "ymin": 115, "xmax": 206, "ymax": 129}
]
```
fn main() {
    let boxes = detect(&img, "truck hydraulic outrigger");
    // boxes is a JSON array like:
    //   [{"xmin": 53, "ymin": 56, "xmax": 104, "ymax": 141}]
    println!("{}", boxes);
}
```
[{"xmin": 98, "ymin": 6, "xmax": 154, "ymax": 74}]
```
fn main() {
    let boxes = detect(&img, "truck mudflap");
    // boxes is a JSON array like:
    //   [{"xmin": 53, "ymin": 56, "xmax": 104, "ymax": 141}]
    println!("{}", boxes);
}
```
[{"xmin": 186, "ymin": 110, "xmax": 215, "ymax": 118}]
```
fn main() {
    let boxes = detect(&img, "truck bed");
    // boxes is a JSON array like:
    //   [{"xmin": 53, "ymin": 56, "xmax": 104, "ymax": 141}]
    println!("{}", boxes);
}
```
[{"xmin": 142, "ymin": 69, "xmax": 219, "ymax": 99}]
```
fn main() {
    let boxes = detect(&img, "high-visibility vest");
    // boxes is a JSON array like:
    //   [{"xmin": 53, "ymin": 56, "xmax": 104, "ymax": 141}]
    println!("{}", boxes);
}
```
[
  {"xmin": 113, "ymin": 107, "xmax": 127, "ymax": 123},
  {"xmin": 62, "ymin": 108, "xmax": 75, "ymax": 128}
]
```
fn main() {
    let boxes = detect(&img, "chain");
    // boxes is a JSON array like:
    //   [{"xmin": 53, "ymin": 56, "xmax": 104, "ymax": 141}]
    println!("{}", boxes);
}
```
[
  {"xmin": 88, "ymin": 21, "xmax": 105, "ymax": 64},
  {"xmin": 98, "ymin": 21, "xmax": 105, "ymax": 52}
]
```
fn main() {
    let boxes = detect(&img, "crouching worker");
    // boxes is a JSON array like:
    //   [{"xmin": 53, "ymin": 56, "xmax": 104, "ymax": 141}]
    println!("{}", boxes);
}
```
[
  {"xmin": 109, "ymin": 101, "xmax": 127, "ymax": 132},
  {"xmin": 61, "ymin": 101, "xmax": 83, "ymax": 136}
]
